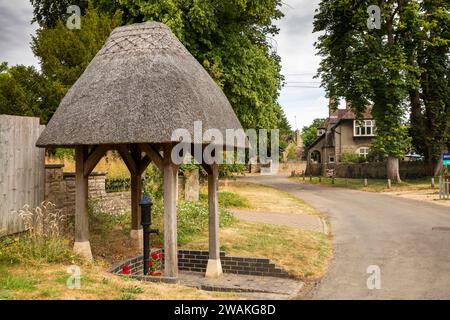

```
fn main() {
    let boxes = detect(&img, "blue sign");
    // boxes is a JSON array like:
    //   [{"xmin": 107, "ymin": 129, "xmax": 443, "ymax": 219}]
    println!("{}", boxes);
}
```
[{"xmin": 443, "ymin": 153, "xmax": 450, "ymax": 166}]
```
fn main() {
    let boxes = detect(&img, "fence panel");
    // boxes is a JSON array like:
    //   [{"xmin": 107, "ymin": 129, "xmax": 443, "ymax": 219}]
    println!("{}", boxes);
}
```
[
  {"xmin": 439, "ymin": 176, "xmax": 450, "ymax": 200},
  {"xmin": 0, "ymin": 115, "xmax": 45, "ymax": 236}
]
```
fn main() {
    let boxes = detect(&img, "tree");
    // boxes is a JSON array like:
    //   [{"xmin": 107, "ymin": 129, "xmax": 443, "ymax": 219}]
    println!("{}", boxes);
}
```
[
  {"xmin": 30, "ymin": 0, "xmax": 289, "ymax": 133},
  {"xmin": 408, "ymin": 0, "xmax": 450, "ymax": 174},
  {"xmin": 314, "ymin": 0, "xmax": 420, "ymax": 182},
  {"xmin": 30, "ymin": 0, "xmax": 125, "ymax": 27},
  {"xmin": 0, "ymin": 63, "xmax": 63, "ymax": 123},
  {"xmin": 301, "ymin": 118, "xmax": 325, "ymax": 150},
  {"xmin": 118, "ymin": 0, "xmax": 287, "ymax": 131},
  {"xmin": 32, "ymin": 7, "xmax": 122, "ymax": 92}
]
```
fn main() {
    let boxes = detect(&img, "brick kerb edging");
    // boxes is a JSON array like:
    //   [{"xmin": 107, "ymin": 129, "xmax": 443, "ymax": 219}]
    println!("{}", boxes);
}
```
[{"xmin": 109, "ymin": 249, "xmax": 292, "ymax": 281}]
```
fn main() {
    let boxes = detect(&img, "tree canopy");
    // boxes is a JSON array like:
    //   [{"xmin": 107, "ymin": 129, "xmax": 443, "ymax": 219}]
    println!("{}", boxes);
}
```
[
  {"xmin": 301, "ymin": 118, "xmax": 325, "ymax": 150},
  {"xmin": 0, "ymin": 63, "xmax": 64, "ymax": 123},
  {"xmin": 408, "ymin": 0, "xmax": 450, "ymax": 170},
  {"xmin": 314, "ymin": 0, "xmax": 424, "ymax": 181},
  {"xmin": 29, "ymin": 0, "xmax": 291, "ymax": 137}
]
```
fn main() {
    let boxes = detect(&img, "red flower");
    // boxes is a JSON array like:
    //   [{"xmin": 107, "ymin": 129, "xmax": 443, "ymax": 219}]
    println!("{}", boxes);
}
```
[
  {"xmin": 122, "ymin": 265, "xmax": 130, "ymax": 275},
  {"xmin": 158, "ymin": 252, "xmax": 164, "ymax": 260},
  {"xmin": 151, "ymin": 252, "xmax": 158, "ymax": 260},
  {"xmin": 149, "ymin": 261, "xmax": 155, "ymax": 267}
]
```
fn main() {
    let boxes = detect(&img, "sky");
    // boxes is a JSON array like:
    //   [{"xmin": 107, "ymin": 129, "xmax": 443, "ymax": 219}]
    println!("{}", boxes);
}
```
[{"xmin": 0, "ymin": 0, "xmax": 329, "ymax": 130}]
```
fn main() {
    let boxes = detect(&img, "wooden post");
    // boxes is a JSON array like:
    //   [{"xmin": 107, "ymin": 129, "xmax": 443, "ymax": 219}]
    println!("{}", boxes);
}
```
[
  {"xmin": 163, "ymin": 145, "xmax": 178, "ymax": 277},
  {"xmin": 387, "ymin": 179, "xmax": 392, "ymax": 189},
  {"xmin": 130, "ymin": 173, "xmax": 143, "ymax": 245},
  {"xmin": 431, "ymin": 177, "xmax": 435, "ymax": 189},
  {"xmin": 205, "ymin": 163, "xmax": 223, "ymax": 278},
  {"xmin": 74, "ymin": 146, "xmax": 93, "ymax": 260},
  {"xmin": 364, "ymin": 178, "xmax": 368, "ymax": 187},
  {"xmin": 130, "ymin": 146, "xmax": 143, "ymax": 246}
]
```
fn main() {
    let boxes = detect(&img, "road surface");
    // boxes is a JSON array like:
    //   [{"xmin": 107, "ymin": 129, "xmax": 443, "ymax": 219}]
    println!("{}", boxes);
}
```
[{"xmin": 242, "ymin": 175, "xmax": 450, "ymax": 299}]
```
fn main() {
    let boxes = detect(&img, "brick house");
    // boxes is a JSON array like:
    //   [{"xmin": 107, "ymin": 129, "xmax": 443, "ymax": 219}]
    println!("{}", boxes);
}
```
[{"xmin": 307, "ymin": 102, "xmax": 375, "ymax": 174}]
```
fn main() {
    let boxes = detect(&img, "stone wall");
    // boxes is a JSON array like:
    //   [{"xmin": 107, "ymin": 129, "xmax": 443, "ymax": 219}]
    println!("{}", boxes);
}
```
[
  {"xmin": 334, "ymin": 161, "xmax": 431, "ymax": 179},
  {"xmin": 279, "ymin": 162, "xmax": 306, "ymax": 174},
  {"xmin": 306, "ymin": 161, "xmax": 431, "ymax": 179},
  {"xmin": 44, "ymin": 164, "xmax": 131, "ymax": 216},
  {"xmin": 44, "ymin": 164, "xmax": 66, "ymax": 211},
  {"xmin": 45, "ymin": 164, "xmax": 201, "ymax": 216}
]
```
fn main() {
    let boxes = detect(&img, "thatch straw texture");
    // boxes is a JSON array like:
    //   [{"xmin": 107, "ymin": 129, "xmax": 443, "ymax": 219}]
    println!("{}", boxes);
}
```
[{"xmin": 37, "ymin": 22, "xmax": 242, "ymax": 147}]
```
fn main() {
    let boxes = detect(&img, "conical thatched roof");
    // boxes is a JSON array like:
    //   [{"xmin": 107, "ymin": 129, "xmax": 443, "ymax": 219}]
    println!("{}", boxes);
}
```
[{"xmin": 37, "ymin": 22, "xmax": 242, "ymax": 147}]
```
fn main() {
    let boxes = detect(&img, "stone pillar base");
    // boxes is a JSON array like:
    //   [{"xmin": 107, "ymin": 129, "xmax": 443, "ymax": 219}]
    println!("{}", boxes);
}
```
[
  {"xmin": 205, "ymin": 259, "xmax": 223, "ymax": 279},
  {"xmin": 130, "ymin": 229, "xmax": 143, "ymax": 249},
  {"xmin": 73, "ymin": 241, "xmax": 93, "ymax": 261}
]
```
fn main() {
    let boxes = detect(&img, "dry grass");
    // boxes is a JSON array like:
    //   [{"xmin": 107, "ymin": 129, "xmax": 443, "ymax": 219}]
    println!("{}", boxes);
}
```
[
  {"xmin": 0, "ymin": 263, "xmax": 235, "ymax": 300},
  {"xmin": 1, "ymin": 174, "xmax": 332, "ymax": 299},
  {"xmin": 197, "ymin": 181, "xmax": 332, "ymax": 279},
  {"xmin": 182, "ymin": 221, "xmax": 331, "ymax": 280},
  {"xmin": 215, "ymin": 181, "xmax": 319, "ymax": 216},
  {"xmin": 46, "ymin": 153, "xmax": 129, "ymax": 178}
]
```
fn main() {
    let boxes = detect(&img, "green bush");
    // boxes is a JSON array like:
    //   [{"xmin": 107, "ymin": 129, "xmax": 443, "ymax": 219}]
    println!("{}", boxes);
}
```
[
  {"xmin": 143, "ymin": 163, "xmax": 163, "ymax": 199},
  {"xmin": 105, "ymin": 177, "xmax": 131, "ymax": 193},
  {"xmin": 50, "ymin": 148, "xmax": 75, "ymax": 159},
  {"xmin": 219, "ymin": 164, "xmax": 247, "ymax": 178},
  {"xmin": 341, "ymin": 152, "xmax": 366, "ymax": 164},
  {"xmin": 199, "ymin": 191, "xmax": 250, "ymax": 208},
  {"xmin": 367, "ymin": 149, "xmax": 386, "ymax": 162},
  {"xmin": 151, "ymin": 200, "xmax": 235, "ymax": 245},
  {"xmin": 0, "ymin": 236, "xmax": 76, "ymax": 265},
  {"xmin": 88, "ymin": 199, "xmax": 130, "ymax": 237}
]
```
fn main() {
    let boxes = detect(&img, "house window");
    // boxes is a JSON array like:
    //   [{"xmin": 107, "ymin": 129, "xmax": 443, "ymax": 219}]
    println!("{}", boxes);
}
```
[
  {"xmin": 354, "ymin": 120, "xmax": 375, "ymax": 137},
  {"xmin": 317, "ymin": 129, "xmax": 325, "ymax": 136},
  {"xmin": 329, "ymin": 155, "xmax": 335, "ymax": 164},
  {"xmin": 357, "ymin": 147, "xmax": 370, "ymax": 158}
]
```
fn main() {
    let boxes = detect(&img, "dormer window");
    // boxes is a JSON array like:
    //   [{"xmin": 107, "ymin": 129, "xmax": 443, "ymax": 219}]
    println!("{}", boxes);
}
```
[
  {"xmin": 317, "ymin": 129, "xmax": 325, "ymax": 136},
  {"xmin": 354, "ymin": 120, "xmax": 375, "ymax": 137}
]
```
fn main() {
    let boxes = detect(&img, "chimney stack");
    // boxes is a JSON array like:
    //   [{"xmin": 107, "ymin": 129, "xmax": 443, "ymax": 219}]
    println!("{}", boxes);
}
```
[{"xmin": 329, "ymin": 97, "xmax": 337, "ymax": 118}]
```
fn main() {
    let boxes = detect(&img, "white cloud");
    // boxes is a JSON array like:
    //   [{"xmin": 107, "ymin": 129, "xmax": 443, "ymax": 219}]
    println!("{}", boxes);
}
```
[
  {"xmin": 0, "ymin": 0, "xmax": 328, "ymax": 129},
  {"xmin": 0, "ymin": 0, "xmax": 39, "ymax": 68},
  {"xmin": 274, "ymin": 0, "xmax": 328, "ymax": 129}
]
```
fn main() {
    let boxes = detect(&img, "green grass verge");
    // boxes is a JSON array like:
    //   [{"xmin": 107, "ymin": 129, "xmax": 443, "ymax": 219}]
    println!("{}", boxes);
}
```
[{"xmin": 292, "ymin": 176, "xmax": 433, "ymax": 192}]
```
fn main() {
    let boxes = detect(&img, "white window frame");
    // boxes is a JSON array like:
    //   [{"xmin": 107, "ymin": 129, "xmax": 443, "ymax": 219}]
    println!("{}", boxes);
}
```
[
  {"xmin": 328, "ymin": 155, "xmax": 335, "ymax": 164},
  {"xmin": 317, "ymin": 129, "xmax": 325, "ymax": 136},
  {"xmin": 354, "ymin": 120, "xmax": 375, "ymax": 137},
  {"xmin": 357, "ymin": 147, "xmax": 370, "ymax": 158}
]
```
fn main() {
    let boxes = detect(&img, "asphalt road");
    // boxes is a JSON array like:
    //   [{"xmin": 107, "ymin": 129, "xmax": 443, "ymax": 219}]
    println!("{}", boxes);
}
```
[{"xmin": 242, "ymin": 174, "xmax": 450, "ymax": 300}]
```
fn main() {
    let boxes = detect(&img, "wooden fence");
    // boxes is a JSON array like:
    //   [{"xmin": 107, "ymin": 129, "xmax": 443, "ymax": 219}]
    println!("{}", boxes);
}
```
[
  {"xmin": 439, "ymin": 176, "xmax": 450, "ymax": 200},
  {"xmin": 0, "ymin": 115, "xmax": 45, "ymax": 236}
]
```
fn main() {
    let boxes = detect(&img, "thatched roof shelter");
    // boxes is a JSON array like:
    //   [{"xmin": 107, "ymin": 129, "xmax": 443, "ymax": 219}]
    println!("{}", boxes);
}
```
[
  {"xmin": 37, "ymin": 22, "xmax": 241, "ymax": 147},
  {"xmin": 37, "ymin": 22, "xmax": 243, "ymax": 279}
]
